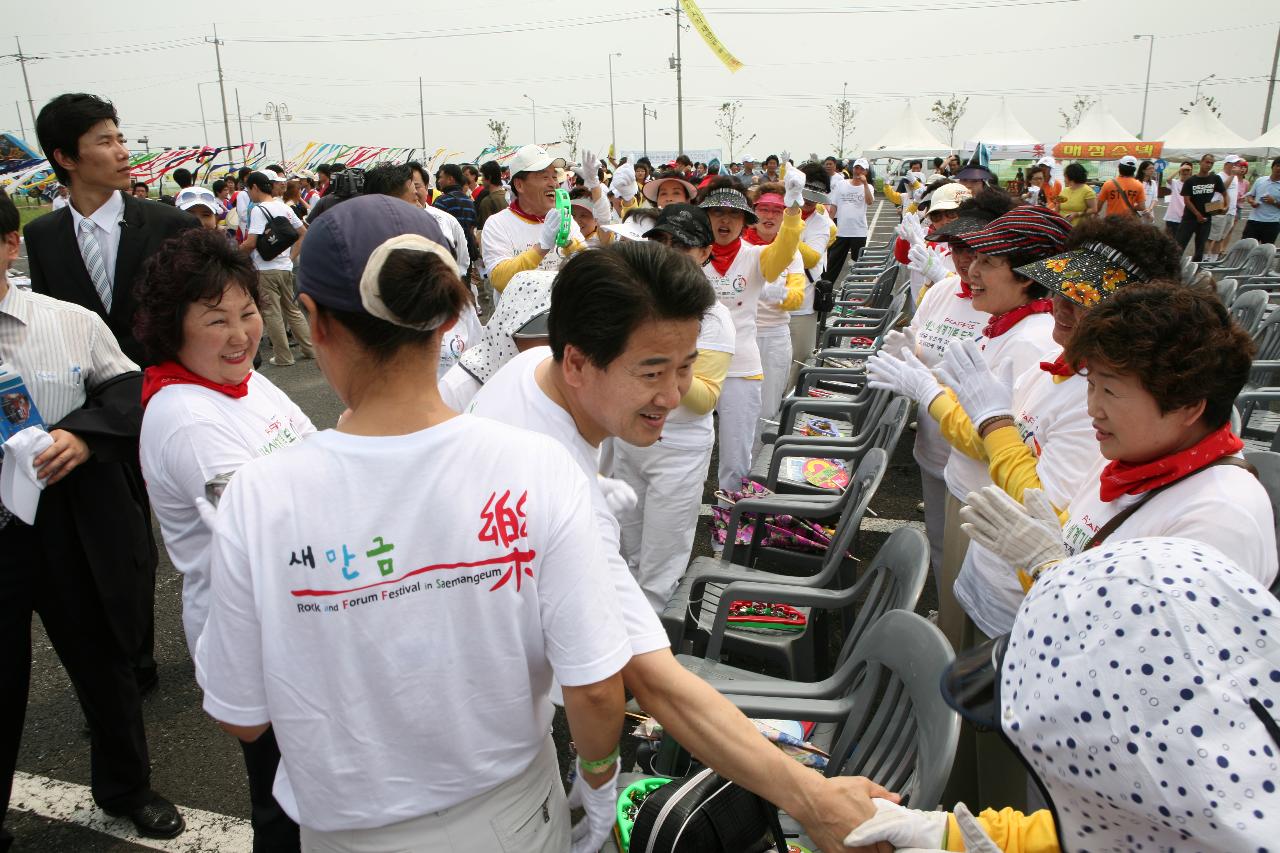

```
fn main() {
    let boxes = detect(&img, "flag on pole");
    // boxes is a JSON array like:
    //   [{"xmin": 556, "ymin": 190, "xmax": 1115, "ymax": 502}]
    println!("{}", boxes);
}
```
[{"xmin": 680, "ymin": 0, "xmax": 744, "ymax": 73}]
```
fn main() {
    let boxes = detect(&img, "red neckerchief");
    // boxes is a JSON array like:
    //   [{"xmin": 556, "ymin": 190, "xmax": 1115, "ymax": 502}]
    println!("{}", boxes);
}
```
[
  {"xmin": 741, "ymin": 226, "xmax": 770, "ymax": 246},
  {"xmin": 955, "ymin": 278, "xmax": 974, "ymax": 299},
  {"xmin": 983, "ymin": 298, "xmax": 1053, "ymax": 339},
  {"xmin": 801, "ymin": 207, "xmax": 815, "ymax": 221},
  {"xmin": 1098, "ymin": 422, "xmax": 1244, "ymax": 503},
  {"xmin": 710, "ymin": 239, "xmax": 743, "ymax": 276},
  {"xmin": 1039, "ymin": 353, "xmax": 1075, "ymax": 377},
  {"xmin": 142, "ymin": 360, "xmax": 251, "ymax": 408},
  {"xmin": 508, "ymin": 199, "xmax": 544, "ymax": 224}
]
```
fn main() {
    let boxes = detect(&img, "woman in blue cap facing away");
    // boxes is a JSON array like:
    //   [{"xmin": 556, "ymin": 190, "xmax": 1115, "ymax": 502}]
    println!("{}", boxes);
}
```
[{"xmin": 194, "ymin": 194, "xmax": 630, "ymax": 853}]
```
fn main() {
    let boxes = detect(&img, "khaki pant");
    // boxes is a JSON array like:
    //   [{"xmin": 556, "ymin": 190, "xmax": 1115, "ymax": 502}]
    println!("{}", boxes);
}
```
[
  {"xmin": 301, "ymin": 736, "xmax": 570, "ymax": 853},
  {"xmin": 258, "ymin": 269, "xmax": 314, "ymax": 365},
  {"xmin": 787, "ymin": 311, "xmax": 819, "ymax": 389},
  {"xmin": 936, "ymin": 492, "xmax": 970, "ymax": 652}
]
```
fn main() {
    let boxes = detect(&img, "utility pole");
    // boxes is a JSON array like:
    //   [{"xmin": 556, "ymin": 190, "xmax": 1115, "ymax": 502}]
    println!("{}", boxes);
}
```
[
  {"xmin": 608, "ymin": 53, "xmax": 622, "ymax": 156},
  {"xmin": 15, "ymin": 102, "xmax": 25, "ymax": 146},
  {"xmin": 1133, "ymin": 34, "xmax": 1155, "ymax": 139},
  {"xmin": 235, "ymin": 88, "xmax": 245, "ymax": 155},
  {"xmin": 197, "ymin": 84, "xmax": 209, "ymax": 147},
  {"xmin": 207, "ymin": 25, "xmax": 234, "ymax": 171},
  {"xmin": 7, "ymin": 38, "xmax": 43, "ymax": 144},
  {"xmin": 670, "ymin": 5, "xmax": 685, "ymax": 156},
  {"xmin": 419, "ymin": 77, "xmax": 426, "ymax": 152},
  {"xmin": 264, "ymin": 102, "xmax": 291, "ymax": 164},
  {"xmin": 642, "ymin": 104, "xmax": 657, "ymax": 160},
  {"xmin": 523, "ymin": 94, "xmax": 537, "ymax": 143},
  {"xmin": 1264, "ymin": 24, "xmax": 1280, "ymax": 134}
]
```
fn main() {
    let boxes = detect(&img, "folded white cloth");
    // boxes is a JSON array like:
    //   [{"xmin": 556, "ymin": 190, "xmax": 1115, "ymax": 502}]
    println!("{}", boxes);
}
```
[{"xmin": 1, "ymin": 427, "xmax": 54, "ymax": 524}]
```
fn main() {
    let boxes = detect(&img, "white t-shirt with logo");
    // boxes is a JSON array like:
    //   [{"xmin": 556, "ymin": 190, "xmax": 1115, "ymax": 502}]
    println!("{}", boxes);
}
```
[
  {"xmin": 908, "ymin": 278, "xmax": 987, "ymax": 476},
  {"xmin": 793, "ymin": 208, "xmax": 835, "ymax": 315},
  {"xmin": 467, "ymin": 347, "xmax": 671, "ymax": 656},
  {"xmin": 942, "ymin": 313, "xmax": 1055, "ymax": 501},
  {"xmin": 480, "ymin": 207, "xmax": 584, "ymax": 278},
  {"xmin": 703, "ymin": 242, "xmax": 774, "ymax": 377},
  {"xmin": 658, "ymin": 302, "xmax": 736, "ymax": 451},
  {"xmin": 1061, "ymin": 454, "xmax": 1277, "ymax": 588},
  {"xmin": 756, "ymin": 253, "xmax": 804, "ymax": 333},
  {"xmin": 828, "ymin": 180, "xmax": 875, "ymax": 238},
  {"xmin": 141, "ymin": 372, "xmax": 316, "ymax": 657},
  {"xmin": 195, "ymin": 415, "xmax": 630, "ymax": 831},
  {"xmin": 247, "ymin": 199, "xmax": 304, "ymax": 272},
  {"xmin": 436, "ymin": 303, "xmax": 483, "ymax": 380}
]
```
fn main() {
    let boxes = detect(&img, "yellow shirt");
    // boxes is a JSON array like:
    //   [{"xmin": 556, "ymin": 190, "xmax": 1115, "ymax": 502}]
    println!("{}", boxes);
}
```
[{"xmin": 1056, "ymin": 184, "xmax": 1094, "ymax": 218}]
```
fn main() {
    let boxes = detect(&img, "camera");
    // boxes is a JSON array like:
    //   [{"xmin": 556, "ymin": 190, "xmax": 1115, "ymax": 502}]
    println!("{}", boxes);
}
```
[{"xmin": 331, "ymin": 168, "xmax": 365, "ymax": 198}]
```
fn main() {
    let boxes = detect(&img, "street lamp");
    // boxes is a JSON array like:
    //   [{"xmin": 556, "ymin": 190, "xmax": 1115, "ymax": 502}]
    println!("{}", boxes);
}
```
[
  {"xmin": 522, "ymin": 94, "xmax": 537, "ymax": 144},
  {"xmin": 1195, "ymin": 73, "xmax": 1216, "ymax": 103},
  {"xmin": 608, "ymin": 52, "xmax": 622, "ymax": 156},
  {"xmin": 1132, "ymin": 35, "xmax": 1154, "ymax": 139},
  {"xmin": 262, "ymin": 102, "xmax": 292, "ymax": 164}
]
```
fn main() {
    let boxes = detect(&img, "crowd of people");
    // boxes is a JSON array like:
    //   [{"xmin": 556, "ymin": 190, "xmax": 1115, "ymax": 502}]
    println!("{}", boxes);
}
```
[{"xmin": 1, "ymin": 89, "xmax": 1277, "ymax": 853}]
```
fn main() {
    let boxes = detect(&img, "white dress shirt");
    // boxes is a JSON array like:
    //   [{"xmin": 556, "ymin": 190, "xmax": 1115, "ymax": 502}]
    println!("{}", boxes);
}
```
[
  {"xmin": 67, "ymin": 190, "xmax": 125, "ymax": 289},
  {"xmin": 0, "ymin": 282, "xmax": 139, "ymax": 425}
]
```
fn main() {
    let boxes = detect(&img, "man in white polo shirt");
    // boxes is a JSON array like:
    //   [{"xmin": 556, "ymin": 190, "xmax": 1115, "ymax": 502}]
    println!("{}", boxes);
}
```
[{"xmin": 480, "ymin": 144, "xmax": 586, "ymax": 295}]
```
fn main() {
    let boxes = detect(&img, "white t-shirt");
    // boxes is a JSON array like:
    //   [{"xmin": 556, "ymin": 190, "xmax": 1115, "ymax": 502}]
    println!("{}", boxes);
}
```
[
  {"xmin": 438, "ymin": 363, "xmax": 482, "ymax": 412},
  {"xmin": 953, "ymin": 353, "xmax": 1100, "ymax": 638},
  {"xmin": 247, "ymin": 199, "xmax": 304, "ymax": 271},
  {"xmin": 481, "ymin": 207, "xmax": 584, "ymax": 278},
  {"xmin": 793, "ymin": 207, "xmax": 834, "ymax": 315},
  {"xmin": 828, "ymin": 180, "xmax": 874, "ymax": 238},
  {"xmin": 1217, "ymin": 171, "xmax": 1239, "ymax": 216},
  {"xmin": 468, "ymin": 347, "xmax": 671, "ymax": 656},
  {"xmin": 1061, "ymin": 454, "xmax": 1278, "ymax": 588},
  {"xmin": 908, "ymin": 278, "xmax": 987, "ymax": 476},
  {"xmin": 1163, "ymin": 178, "xmax": 1186, "ymax": 223},
  {"xmin": 141, "ymin": 373, "xmax": 316, "ymax": 657},
  {"xmin": 756, "ymin": 253, "xmax": 804, "ymax": 332},
  {"xmin": 703, "ymin": 241, "xmax": 775, "ymax": 377},
  {"xmin": 657, "ymin": 302, "xmax": 736, "ymax": 451},
  {"xmin": 421, "ymin": 203, "xmax": 469, "ymax": 274},
  {"xmin": 195, "ymin": 416, "xmax": 630, "ymax": 831},
  {"xmin": 1142, "ymin": 179, "xmax": 1158, "ymax": 214},
  {"xmin": 51, "ymin": 195, "xmax": 69, "ymax": 211},
  {"xmin": 436, "ymin": 303, "xmax": 483, "ymax": 380},
  {"xmin": 942, "ymin": 313, "xmax": 1055, "ymax": 501}
]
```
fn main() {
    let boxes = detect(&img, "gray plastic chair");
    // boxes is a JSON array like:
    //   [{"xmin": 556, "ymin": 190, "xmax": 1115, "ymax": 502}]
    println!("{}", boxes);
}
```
[
  {"xmin": 1228, "ymin": 289, "xmax": 1268, "ymax": 337},
  {"xmin": 1243, "ymin": 450, "xmax": 1280, "ymax": 598},
  {"xmin": 1213, "ymin": 242, "xmax": 1274, "ymax": 280},
  {"xmin": 1201, "ymin": 238, "xmax": 1256, "ymax": 271},
  {"xmin": 721, "ymin": 609, "xmax": 960, "ymax": 810},
  {"xmin": 675, "ymin": 526, "xmax": 930, "ymax": 684},
  {"xmin": 662, "ymin": 450, "xmax": 888, "ymax": 650},
  {"xmin": 1217, "ymin": 277, "xmax": 1238, "ymax": 306}
]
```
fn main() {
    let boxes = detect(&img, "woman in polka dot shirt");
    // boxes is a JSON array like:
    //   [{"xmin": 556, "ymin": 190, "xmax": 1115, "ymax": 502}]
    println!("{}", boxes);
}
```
[{"xmin": 845, "ymin": 536, "xmax": 1279, "ymax": 852}]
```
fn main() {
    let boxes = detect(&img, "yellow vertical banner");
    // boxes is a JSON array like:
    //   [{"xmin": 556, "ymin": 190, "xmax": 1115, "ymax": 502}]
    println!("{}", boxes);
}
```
[{"xmin": 680, "ymin": 0, "xmax": 744, "ymax": 73}]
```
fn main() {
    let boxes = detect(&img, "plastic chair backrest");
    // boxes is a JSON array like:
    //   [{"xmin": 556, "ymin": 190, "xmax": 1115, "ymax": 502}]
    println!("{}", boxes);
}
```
[
  {"xmin": 1222, "ymin": 239, "xmax": 1257, "ymax": 267},
  {"xmin": 1229, "ymin": 289, "xmax": 1267, "ymax": 337},
  {"xmin": 1181, "ymin": 259, "xmax": 1198, "ymax": 284},
  {"xmin": 1242, "ymin": 450, "xmax": 1280, "ymax": 597},
  {"xmin": 870, "ymin": 396, "xmax": 911, "ymax": 459},
  {"xmin": 1252, "ymin": 307, "xmax": 1280, "ymax": 363},
  {"xmin": 815, "ymin": 449, "xmax": 888, "ymax": 578},
  {"xmin": 1244, "ymin": 243, "xmax": 1277, "ymax": 277},
  {"xmin": 833, "ymin": 527, "xmax": 930, "ymax": 669},
  {"xmin": 1217, "ymin": 277, "xmax": 1238, "ymax": 307},
  {"xmin": 826, "ymin": 610, "xmax": 959, "ymax": 810}
]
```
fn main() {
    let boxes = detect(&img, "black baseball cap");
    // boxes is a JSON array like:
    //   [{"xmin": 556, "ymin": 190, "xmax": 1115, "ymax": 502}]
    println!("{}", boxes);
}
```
[
  {"xmin": 296, "ymin": 195, "xmax": 450, "ymax": 314},
  {"xmin": 644, "ymin": 203, "xmax": 715, "ymax": 248}
]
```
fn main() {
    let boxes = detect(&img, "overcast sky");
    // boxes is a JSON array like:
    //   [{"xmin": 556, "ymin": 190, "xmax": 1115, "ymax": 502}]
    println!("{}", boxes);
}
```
[{"xmin": 2, "ymin": 0, "xmax": 1277, "ymax": 163}]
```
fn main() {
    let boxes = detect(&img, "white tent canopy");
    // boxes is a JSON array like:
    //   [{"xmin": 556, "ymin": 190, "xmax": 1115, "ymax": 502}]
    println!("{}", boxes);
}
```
[
  {"xmin": 866, "ymin": 102, "xmax": 949, "ymax": 158},
  {"xmin": 1252, "ymin": 123, "xmax": 1280, "ymax": 156},
  {"xmin": 1059, "ymin": 103, "xmax": 1140, "ymax": 143},
  {"xmin": 966, "ymin": 101, "xmax": 1039, "ymax": 146},
  {"xmin": 1158, "ymin": 100, "xmax": 1255, "ymax": 157}
]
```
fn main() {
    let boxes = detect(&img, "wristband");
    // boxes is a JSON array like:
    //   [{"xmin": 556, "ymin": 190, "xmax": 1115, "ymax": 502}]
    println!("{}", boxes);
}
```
[
  {"xmin": 977, "ymin": 414, "xmax": 1013, "ymax": 435},
  {"xmin": 577, "ymin": 745, "xmax": 620, "ymax": 775}
]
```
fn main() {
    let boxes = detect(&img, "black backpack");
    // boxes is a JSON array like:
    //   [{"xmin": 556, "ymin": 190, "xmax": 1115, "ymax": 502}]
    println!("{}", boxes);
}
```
[
  {"xmin": 249, "ymin": 202, "xmax": 300, "ymax": 261},
  {"xmin": 628, "ymin": 768, "xmax": 789, "ymax": 853}
]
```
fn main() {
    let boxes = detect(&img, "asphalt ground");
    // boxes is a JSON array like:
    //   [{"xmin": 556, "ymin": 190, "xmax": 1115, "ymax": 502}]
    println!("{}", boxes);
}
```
[{"xmin": 5, "ymin": 201, "xmax": 929, "ymax": 851}]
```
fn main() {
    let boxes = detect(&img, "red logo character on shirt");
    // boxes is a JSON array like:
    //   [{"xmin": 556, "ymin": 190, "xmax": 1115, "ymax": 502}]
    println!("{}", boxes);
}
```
[{"xmin": 479, "ymin": 490, "xmax": 533, "ymax": 592}]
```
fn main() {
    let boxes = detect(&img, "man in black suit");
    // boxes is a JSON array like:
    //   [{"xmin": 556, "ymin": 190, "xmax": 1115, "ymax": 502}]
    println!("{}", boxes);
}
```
[{"xmin": 24, "ymin": 94, "xmax": 197, "ymax": 698}]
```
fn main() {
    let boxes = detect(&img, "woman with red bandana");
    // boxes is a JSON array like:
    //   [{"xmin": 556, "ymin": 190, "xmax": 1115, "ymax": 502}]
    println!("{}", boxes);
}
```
[
  {"xmin": 742, "ymin": 182, "xmax": 805, "ymax": 431},
  {"xmin": 961, "ymin": 281, "xmax": 1277, "ymax": 592},
  {"xmin": 136, "ymin": 228, "xmax": 315, "ymax": 850},
  {"xmin": 877, "ymin": 191, "xmax": 1016, "ymax": 588},
  {"xmin": 698, "ymin": 172, "xmax": 805, "ymax": 494}
]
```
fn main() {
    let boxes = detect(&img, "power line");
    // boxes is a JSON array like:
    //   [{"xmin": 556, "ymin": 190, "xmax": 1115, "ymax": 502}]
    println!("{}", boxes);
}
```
[
  {"xmin": 703, "ymin": 0, "xmax": 1082, "ymax": 12},
  {"xmin": 223, "ymin": 11, "xmax": 660, "ymax": 44}
]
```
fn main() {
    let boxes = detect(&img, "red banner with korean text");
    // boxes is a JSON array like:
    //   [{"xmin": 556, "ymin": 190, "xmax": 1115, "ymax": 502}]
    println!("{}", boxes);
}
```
[{"xmin": 1052, "ymin": 141, "xmax": 1163, "ymax": 160}]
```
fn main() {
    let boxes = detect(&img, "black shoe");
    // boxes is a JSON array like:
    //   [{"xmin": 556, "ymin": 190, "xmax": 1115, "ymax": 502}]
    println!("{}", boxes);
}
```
[{"xmin": 104, "ymin": 793, "xmax": 185, "ymax": 839}]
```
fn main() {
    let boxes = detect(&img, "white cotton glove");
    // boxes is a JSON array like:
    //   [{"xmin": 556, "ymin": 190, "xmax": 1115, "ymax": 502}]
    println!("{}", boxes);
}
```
[
  {"xmin": 865, "ymin": 349, "xmax": 943, "ymax": 408},
  {"xmin": 538, "ymin": 207, "xmax": 565, "ymax": 251},
  {"xmin": 597, "ymin": 476, "xmax": 638, "ymax": 519},
  {"xmin": 960, "ymin": 486, "xmax": 1066, "ymax": 574},
  {"xmin": 581, "ymin": 150, "xmax": 601, "ymax": 190},
  {"xmin": 908, "ymin": 243, "xmax": 951, "ymax": 285},
  {"xmin": 952, "ymin": 803, "xmax": 1003, "ymax": 853},
  {"xmin": 569, "ymin": 761, "xmax": 620, "ymax": 853},
  {"xmin": 783, "ymin": 158, "xmax": 805, "ymax": 208},
  {"xmin": 609, "ymin": 163, "xmax": 637, "ymax": 201},
  {"xmin": 896, "ymin": 212, "xmax": 926, "ymax": 248},
  {"xmin": 842, "ymin": 798, "xmax": 947, "ymax": 850},
  {"xmin": 880, "ymin": 327, "xmax": 918, "ymax": 359},
  {"xmin": 761, "ymin": 281, "xmax": 788, "ymax": 305},
  {"xmin": 936, "ymin": 339, "xmax": 1012, "ymax": 427}
]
